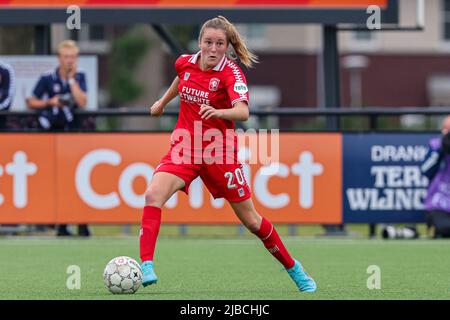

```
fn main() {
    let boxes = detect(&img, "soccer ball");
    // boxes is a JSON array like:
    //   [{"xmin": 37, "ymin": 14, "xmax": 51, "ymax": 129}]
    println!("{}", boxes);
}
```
[{"xmin": 103, "ymin": 256, "xmax": 142, "ymax": 294}]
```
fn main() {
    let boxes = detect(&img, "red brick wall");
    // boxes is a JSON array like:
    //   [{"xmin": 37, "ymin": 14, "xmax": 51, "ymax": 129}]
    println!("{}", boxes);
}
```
[{"xmin": 341, "ymin": 54, "xmax": 450, "ymax": 107}]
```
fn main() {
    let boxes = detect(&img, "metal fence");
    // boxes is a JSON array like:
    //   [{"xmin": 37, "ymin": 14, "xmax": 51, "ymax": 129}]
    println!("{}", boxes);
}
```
[{"xmin": 2, "ymin": 106, "xmax": 450, "ymax": 132}]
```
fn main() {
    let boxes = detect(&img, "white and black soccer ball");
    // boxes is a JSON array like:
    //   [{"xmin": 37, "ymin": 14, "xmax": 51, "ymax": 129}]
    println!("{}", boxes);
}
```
[{"xmin": 103, "ymin": 256, "xmax": 143, "ymax": 294}]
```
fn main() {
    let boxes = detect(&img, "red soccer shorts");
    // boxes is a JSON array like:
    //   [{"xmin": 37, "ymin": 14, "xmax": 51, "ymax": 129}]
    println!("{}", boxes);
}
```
[{"xmin": 154, "ymin": 148, "xmax": 251, "ymax": 202}]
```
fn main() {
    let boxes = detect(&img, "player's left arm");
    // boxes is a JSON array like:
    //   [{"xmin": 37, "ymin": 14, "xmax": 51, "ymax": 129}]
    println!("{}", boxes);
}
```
[
  {"xmin": 69, "ymin": 72, "xmax": 87, "ymax": 109},
  {"xmin": 0, "ymin": 65, "xmax": 14, "ymax": 110},
  {"xmin": 199, "ymin": 101, "xmax": 249, "ymax": 121}
]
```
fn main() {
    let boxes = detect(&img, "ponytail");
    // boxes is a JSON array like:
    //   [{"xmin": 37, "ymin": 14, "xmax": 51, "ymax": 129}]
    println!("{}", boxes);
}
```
[{"xmin": 199, "ymin": 15, "xmax": 259, "ymax": 68}]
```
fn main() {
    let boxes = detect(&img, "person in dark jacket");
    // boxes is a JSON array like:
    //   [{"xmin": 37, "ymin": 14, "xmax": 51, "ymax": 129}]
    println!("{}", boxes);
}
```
[
  {"xmin": 0, "ymin": 61, "xmax": 15, "ymax": 129},
  {"xmin": 421, "ymin": 116, "xmax": 450, "ymax": 238}
]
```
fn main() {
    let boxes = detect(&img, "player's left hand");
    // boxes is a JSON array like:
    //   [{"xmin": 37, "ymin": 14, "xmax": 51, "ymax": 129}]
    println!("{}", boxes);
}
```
[{"xmin": 199, "ymin": 104, "xmax": 223, "ymax": 120}]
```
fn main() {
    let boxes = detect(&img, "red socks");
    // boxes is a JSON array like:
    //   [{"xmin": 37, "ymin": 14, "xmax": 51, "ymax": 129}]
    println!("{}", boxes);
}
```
[
  {"xmin": 139, "ymin": 207, "xmax": 294, "ymax": 270},
  {"xmin": 140, "ymin": 206, "xmax": 162, "ymax": 262},
  {"xmin": 254, "ymin": 217, "xmax": 295, "ymax": 269}
]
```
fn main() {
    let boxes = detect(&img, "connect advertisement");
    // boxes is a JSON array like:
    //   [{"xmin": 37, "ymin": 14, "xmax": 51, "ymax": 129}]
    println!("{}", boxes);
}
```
[{"xmin": 0, "ymin": 132, "xmax": 435, "ymax": 224}]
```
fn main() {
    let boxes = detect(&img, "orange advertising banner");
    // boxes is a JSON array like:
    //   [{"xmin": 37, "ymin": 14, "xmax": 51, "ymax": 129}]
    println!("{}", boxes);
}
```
[
  {"xmin": 0, "ymin": 134, "xmax": 57, "ymax": 223},
  {"xmin": 0, "ymin": 0, "xmax": 388, "ymax": 8},
  {"xmin": 0, "ymin": 133, "xmax": 342, "ymax": 224}
]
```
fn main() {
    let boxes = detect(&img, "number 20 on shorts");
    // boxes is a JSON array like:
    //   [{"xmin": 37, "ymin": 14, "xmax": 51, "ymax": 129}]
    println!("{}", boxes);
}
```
[{"xmin": 224, "ymin": 168, "xmax": 245, "ymax": 189}]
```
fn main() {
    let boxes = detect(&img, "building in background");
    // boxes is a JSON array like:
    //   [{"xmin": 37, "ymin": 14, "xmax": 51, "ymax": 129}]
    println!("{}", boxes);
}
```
[
  {"xmin": 228, "ymin": 0, "xmax": 450, "ymax": 109},
  {"xmin": 7, "ymin": 0, "xmax": 449, "ymax": 116}
]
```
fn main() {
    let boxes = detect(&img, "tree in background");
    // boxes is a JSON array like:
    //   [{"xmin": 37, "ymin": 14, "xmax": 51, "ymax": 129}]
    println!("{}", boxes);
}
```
[
  {"xmin": 107, "ymin": 26, "xmax": 152, "ymax": 107},
  {"xmin": 166, "ymin": 25, "xmax": 198, "ymax": 52},
  {"xmin": 0, "ymin": 27, "xmax": 34, "ymax": 54}
]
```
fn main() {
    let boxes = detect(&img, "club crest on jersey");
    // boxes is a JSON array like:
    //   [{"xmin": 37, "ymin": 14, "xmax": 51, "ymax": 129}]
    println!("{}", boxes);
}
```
[
  {"xmin": 53, "ymin": 83, "xmax": 61, "ymax": 93},
  {"xmin": 184, "ymin": 72, "xmax": 190, "ymax": 81},
  {"xmin": 209, "ymin": 77, "xmax": 220, "ymax": 92}
]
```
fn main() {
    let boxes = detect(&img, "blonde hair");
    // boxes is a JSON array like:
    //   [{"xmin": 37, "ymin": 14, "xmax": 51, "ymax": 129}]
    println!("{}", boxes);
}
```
[
  {"xmin": 57, "ymin": 40, "xmax": 79, "ymax": 55},
  {"xmin": 199, "ymin": 16, "xmax": 258, "ymax": 68}
]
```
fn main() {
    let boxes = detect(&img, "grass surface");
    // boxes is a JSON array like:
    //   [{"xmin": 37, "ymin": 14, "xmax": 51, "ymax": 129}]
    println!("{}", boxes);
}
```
[{"xmin": 1, "ymin": 236, "xmax": 450, "ymax": 300}]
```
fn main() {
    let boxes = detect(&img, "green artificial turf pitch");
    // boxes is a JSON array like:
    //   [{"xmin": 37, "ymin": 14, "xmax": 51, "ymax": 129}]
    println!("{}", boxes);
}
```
[{"xmin": 1, "ymin": 237, "xmax": 450, "ymax": 300}]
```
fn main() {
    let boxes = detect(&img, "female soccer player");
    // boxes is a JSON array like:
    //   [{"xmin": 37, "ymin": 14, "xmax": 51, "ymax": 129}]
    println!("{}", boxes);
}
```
[{"xmin": 140, "ymin": 16, "xmax": 316, "ymax": 293}]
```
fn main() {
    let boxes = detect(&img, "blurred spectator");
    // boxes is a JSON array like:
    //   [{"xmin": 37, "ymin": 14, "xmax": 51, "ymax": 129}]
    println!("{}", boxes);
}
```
[
  {"xmin": 421, "ymin": 116, "xmax": 450, "ymax": 238},
  {"xmin": 26, "ymin": 40, "xmax": 87, "ymax": 131},
  {"xmin": 0, "ymin": 60, "xmax": 15, "ymax": 130},
  {"xmin": 26, "ymin": 40, "xmax": 91, "ymax": 237}
]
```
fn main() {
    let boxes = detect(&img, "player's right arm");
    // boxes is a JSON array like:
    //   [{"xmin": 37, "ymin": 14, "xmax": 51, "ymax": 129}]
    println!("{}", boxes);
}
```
[
  {"xmin": 0, "ymin": 64, "xmax": 14, "ymax": 110},
  {"xmin": 150, "ymin": 76, "xmax": 179, "ymax": 117},
  {"xmin": 26, "ymin": 96, "xmax": 60, "ymax": 109},
  {"xmin": 26, "ymin": 75, "xmax": 60, "ymax": 109},
  {"xmin": 421, "ymin": 137, "xmax": 444, "ymax": 180}
]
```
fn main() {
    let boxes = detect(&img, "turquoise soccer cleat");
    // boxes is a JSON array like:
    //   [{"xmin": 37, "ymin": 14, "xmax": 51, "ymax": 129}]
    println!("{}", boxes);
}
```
[
  {"xmin": 141, "ymin": 261, "xmax": 158, "ymax": 287},
  {"xmin": 286, "ymin": 259, "xmax": 317, "ymax": 292}
]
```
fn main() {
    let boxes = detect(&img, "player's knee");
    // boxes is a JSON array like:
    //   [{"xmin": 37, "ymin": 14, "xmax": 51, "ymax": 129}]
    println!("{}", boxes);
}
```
[
  {"xmin": 244, "ymin": 219, "xmax": 262, "ymax": 233},
  {"xmin": 144, "ymin": 187, "xmax": 164, "ymax": 207}
]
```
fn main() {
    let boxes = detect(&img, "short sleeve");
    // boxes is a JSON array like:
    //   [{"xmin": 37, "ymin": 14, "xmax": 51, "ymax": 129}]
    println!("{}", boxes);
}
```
[
  {"xmin": 224, "ymin": 63, "xmax": 249, "ymax": 107},
  {"xmin": 421, "ymin": 137, "xmax": 444, "ymax": 180},
  {"xmin": 0, "ymin": 66, "xmax": 13, "ymax": 110},
  {"xmin": 175, "ymin": 55, "xmax": 186, "ymax": 78},
  {"xmin": 32, "ymin": 76, "xmax": 47, "ymax": 99},
  {"xmin": 77, "ymin": 73, "xmax": 87, "ymax": 92},
  {"xmin": 0, "ymin": 68, "xmax": 10, "ymax": 97}
]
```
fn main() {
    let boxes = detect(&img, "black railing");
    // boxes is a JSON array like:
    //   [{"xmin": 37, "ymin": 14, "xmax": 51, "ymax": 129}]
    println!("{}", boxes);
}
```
[
  {"xmin": 1, "ymin": 106, "xmax": 450, "ymax": 132},
  {"xmin": 2, "ymin": 106, "xmax": 450, "ymax": 116}
]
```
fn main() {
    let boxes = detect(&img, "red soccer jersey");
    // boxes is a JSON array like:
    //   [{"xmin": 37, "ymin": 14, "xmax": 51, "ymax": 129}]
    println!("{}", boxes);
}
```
[{"xmin": 173, "ymin": 51, "xmax": 249, "ymax": 155}]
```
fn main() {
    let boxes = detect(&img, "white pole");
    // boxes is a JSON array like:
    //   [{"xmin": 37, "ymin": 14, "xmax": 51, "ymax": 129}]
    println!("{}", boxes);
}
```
[{"xmin": 416, "ymin": 0, "xmax": 425, "ymax": 28}]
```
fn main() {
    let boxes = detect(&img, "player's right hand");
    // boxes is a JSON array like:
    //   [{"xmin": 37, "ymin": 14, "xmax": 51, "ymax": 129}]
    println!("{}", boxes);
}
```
[
  {"xmin": 47, "ymin": 96, "xmax": 61, "ymax": 107},
  {"xmin": 150, "ymin": 100, "xmax": 165, "ymax": 117}
]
